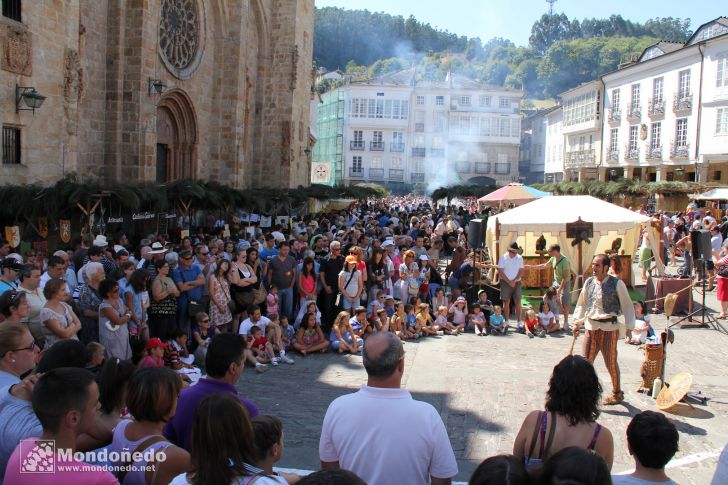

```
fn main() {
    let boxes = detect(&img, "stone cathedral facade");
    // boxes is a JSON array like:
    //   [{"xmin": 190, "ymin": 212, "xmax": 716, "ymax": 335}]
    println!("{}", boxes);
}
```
[{"xmin": 0, "ymin": 0, "xmax": 315, "ymax": 188}]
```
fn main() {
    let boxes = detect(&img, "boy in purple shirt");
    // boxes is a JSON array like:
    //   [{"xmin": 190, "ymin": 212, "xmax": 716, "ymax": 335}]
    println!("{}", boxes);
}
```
[{"xmin": 164, "ymin": 334, "xmax": 259, "ymax": 451}]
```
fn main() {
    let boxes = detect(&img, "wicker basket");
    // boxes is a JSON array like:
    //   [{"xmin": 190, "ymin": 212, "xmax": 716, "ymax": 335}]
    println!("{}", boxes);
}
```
[{"xmin": 640, "ymin": 343, "xmax": 664, "ymax": 391}]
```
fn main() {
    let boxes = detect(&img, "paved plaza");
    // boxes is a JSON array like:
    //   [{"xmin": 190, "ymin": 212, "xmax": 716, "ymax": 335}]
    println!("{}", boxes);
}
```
[{"xmin": 237, "ymin": 282, "xmax": 728, "ymax": 484}]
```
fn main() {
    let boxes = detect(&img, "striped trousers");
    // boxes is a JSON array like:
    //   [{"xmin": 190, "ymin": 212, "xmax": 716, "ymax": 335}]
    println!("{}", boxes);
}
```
[{"xmin": 582, "ymin": 328, "xmax": 621, "ymax": 394}]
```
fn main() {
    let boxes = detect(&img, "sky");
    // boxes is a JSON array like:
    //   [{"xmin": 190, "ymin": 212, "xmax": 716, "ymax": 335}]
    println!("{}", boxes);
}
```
[{"xmin": 314, "ymin": 0, "xmax": 725, "ymax": 47}]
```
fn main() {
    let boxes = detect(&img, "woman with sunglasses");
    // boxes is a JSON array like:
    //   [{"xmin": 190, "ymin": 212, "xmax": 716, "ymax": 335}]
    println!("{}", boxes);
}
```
[
  {"xmin": 98, "ymin": 278, "xmax": 132, "ymax": 360},
  {"xmin": 0, "ymin": 290, "xmax": 30, "ymax": 325},
  {"xmin": 0, "ymin": 324, "xmax": 39, "ymax": 388}
]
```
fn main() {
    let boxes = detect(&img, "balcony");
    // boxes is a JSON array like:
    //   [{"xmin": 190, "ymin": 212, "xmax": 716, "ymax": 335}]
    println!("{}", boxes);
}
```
[
  {"xmin": 670, "ymin": 142, "xmax": 690, "ymax": 159},
  {"xmin": 431, "ymin": 148, "xmax": 446, "ymax": 157},
  {"xmin": 350, "ymin": 141, "xmax": 364, "ymax": 150},
  {"xmin": 607, "ymin": 146, "xmax": 619, "ymax": 161},
  {"xmin": 412, "ymin": 147, "xmax": 426, "ymax": 157},
  {"xmin": 627, "ymin": 103, "xmax": 641, "ymax": 120},
  {"xmin": 645, "ymin": 144, "xmax": 662, "ymax": 160},
  {"xmin": 389, "ymin": 169, "xmax": 404, "ymax": 181},
  {"xmin": 564, "ymin": 149, "xmax": 596, "ymax": 169},
  {"xmin": 390, "ymin": 143, "xmax": 405, "ymax": 152},
  {"xmin": 455, "ymin": 162, "xmax": 472, "ymax": 173},
  {"xmin": 369, "ymin": 168, "xmax": 384, "ymax": 180},
  {"xmin": 625, "ymin": 145, "xmax": 640, "ymax": 161},
  {"xmin": 608, "ymin": 109, "xmax": 621, "ymax": 123},
  {"xmin": 673, "ymin": 93, "xmax": 692, "ymax": 113},
  {"xmin": 475, "ymin": 162, "xmax": 491, "ymax": 174},
  {"xmin": 349, "ymin": 167, "xmax": 364, "ymax": 178},
  {"xmin": 369, "ymin": 141, "xmax": 384, "ymax": 151},
  {"xmin": 410, "ymin": 172, "xmax": 425, "ymax": 182},
  {"xmin": 648, "ymin": 98, "xmax": 665, "ymax": 117}
]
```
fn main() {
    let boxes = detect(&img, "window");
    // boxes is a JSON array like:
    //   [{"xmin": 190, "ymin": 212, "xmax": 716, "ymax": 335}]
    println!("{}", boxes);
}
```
[
  {"xmin": 372, "ymin": 131, "xmax": 383, "ymax": 143},
  {"xmin": 414, "ymin": 134, "xmax": 425, "ymax": 146},
  {"xmin": 351, "ymin": 99, "xmax": 367, "ymax": 118},
  {"xmin": 630, "ymin": 84, "xmax": 640, "ymax": 105},
  {"xmin": 384, "ymin": 100, "xmax": 392, "ymax": 118},
  {"xmin": 628, "ymin": 125, "xmax": 639, "ymax": 151},
  {"xmin": 563, "ymin": 91, "xmax": 597, "ymax": 126},
  {"xmin": 2, "ymin": 126, "xmax": 20, "ymax": 165},
  {"xmin": 371, "ymin": 157, "xmax": 382, "ymax": 169},
  {"xmin": 480, "ymin": 96, "xmax": 491, "ymax": 107},
  {"xmin": 718, "ymin": 54, "xmax": 728, "ymax": 88},
  {"xmin": 353, "ymin": 130, "xmax": 363, "ymax": 143},
  {"xmin": 400, "ymin": 100, "xmax": 409, "ymax": 120},
  {"xmin": 416, "ymin": 95, "xmax": 425, "ymax": 105},
  {"xmin": 479, "ymin": 117, "xmax": 490, "ymax": 136},
  {"xmin": 460, "ymin": 95, "xmax": 471, "ymax": 106},
  {"xmin": 717, "ymin": 108, "xmax": 728, "ymax": 134},
  {"xmin": 510, "ymin": 119, "xmax": 519, "ymax": 137},
  {"xmin": 368, "ymin": 99, "xmax": 376, "ymax": 118},
  {"xmin": 578, "ymin": 135, "xmax": 585, "ymax": 150},
  {"xmin": 653, "ymin": 77, "xmax": 664, "ymax": 102},
  {"xmin": 435, "ymin": 96, "xmax": 444, "ymax": 106},
  {"xmin": 375, "ymin": 99, "xmax": 384, "ymax": 118},
  {"xmin": 676, "ymin": 118, "xmax": 688, "ymax": 147},
  {"xmin": 434, "ymin": 112, "xmax": 447, "ymax": 132},
  {"xmin": 499, "ymin": 118, "xmax": 510, "ymax": 137},
  {"xmin": 610, "ymin": 128, "xmax": 618, "ymax": 150},
  {"xmin": 495, "ymin": 153, "xmax": 510, "ymax": 174},
  {"xmin": 611, "ymin": 88, "xmax": 620, "ymax": 110},
  {"xmin": 2, "ymin": 0, "xmax": 20, "ymax": 22},
  {"xmin": 352, "ymin": 156, "xmax": 362, "ymax": 172},
  {"xmin": 678, "ymin": 70, "xmax": 691, "ymax": 98},
  {"xmin": 459, "ymin": 116, "xmax": 471, "ymax": 134},
  {"xmin": 651, "ymin": 122, "xmax": 661, "ymax": 147},
  {"xmin": 391, "ymin": 157, "xmax": 402, "ymax": 169},
  {"xmin": 432, "ymin": 135, "xmax": 444, "ymax": 148},
  {"xmin": 392, "ymin": 132, "xmax": 404, "ymax": 144},
  {"xmin": 499, "ymin": 97, "xmax": 510, "ymax": 109}
]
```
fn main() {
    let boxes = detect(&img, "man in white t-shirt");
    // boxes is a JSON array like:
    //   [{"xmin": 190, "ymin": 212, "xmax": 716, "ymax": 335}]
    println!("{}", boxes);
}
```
[
  {"xmin": 497, "ymin": 242, "xmax": 524, "ymax": 325},
  {"xmin": 319, "ymin": 332, "xmax": 458, "ymax": 485}
]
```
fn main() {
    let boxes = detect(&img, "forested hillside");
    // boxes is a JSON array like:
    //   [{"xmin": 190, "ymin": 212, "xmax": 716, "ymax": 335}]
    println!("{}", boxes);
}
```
[{"xmin": 314, "ymin": 7, "xmax": 692, "ymax": 98}]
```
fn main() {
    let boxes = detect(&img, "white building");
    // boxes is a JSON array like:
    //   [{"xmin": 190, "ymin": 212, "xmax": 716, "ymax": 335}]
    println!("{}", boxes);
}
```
[
  {"xmin": 319, "ymin": 69, "xmax": 523, "ymax": 191},
  {"xmin": 599, "ymin": 17, "xmax": 728, "ymax": 183},
  {"xmin": 561, "ymin": 81, "xmax": 603, "ymax": 181},
  {"xmin": 544, "ymin": 106, "xmax": 564, "ymax": 182},
  {"xmin": 520, "ymin": 108, "xmax": 554, "ymax": 183}
]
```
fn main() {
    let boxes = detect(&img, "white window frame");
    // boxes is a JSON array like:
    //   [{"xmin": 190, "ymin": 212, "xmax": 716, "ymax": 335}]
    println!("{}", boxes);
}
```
[
  {"xmin": 610, "ymin": 128, "xmax": 619, "ymax": 150},
  {"xmin": 612, "ymin": 88, "xmax": 620, "ymax": 110},
  {"xmin": 651, "ymin": 122, "xmax": 661, "ymax": 148},
  {"xmin": 653, "ymin": 77, "xmax": 664, "ymax": 102},
  {"xmin": 391, "ymin": 156, "xmax": 402, "ymax": 169},
  {"xmin": 372, "ymin": 131, "xmax": 383, "ymax": 143},
  {"xmin": 371, "ymin": 156, "xmax": 383, "ymax": 169},
  {"xmin": 717, "ymin": 108, "xmax": 728, "ymax": 135},
  {"xmin": 435, "ymin": 96, "xmax": 444, "ymax": 106},
  {"xmin": 676, "ymin": 118, "xmax": 688, "ymax": 147},
  {"xmin": 480, "ymin": 96, "xmax": 490, "ymax": 107},
  {"xmin": 352, "ymin": 156, "xmax": 362, "ymax": 172},
  {"xmin": 678, "ymin": 70, "xmax": 691, "ymax": 98},
  {"xmin": 499, "ymin": 97, "xmax": 510, "ymax": 109},
  {"xmin": 630, "ymin": 84, "xmax": 640, "ymax": 106},
  {"xmin": 628, "ymin": 125, "xmax": 639, "ymax": 151},
  {"xmin": 460, "ymin": 95, "xmax": 471, "ymax": 106},
  {"xmin": 416, "ymin": 95, "xmax": 425, "ymax": 105},
  {"xmin": 718, "ymin": 53, "xmax": 728, "ymax": 88}
]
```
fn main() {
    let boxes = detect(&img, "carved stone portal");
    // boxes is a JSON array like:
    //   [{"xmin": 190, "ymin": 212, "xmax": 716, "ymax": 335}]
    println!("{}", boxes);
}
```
[
  {"xmin": 159, "ymin": 0, "xmax": 204, "ymax": 80},
  {"xmin": 2, "ymin": 29, "xmax": 32, "ymax": 76},
  {"xmin": 63, "ymin": 48, "xmax": 83, "ymax": 103}
]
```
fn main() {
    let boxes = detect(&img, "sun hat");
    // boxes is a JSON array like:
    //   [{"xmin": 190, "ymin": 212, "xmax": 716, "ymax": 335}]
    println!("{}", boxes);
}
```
[
  {"xmin": 419, "ymin": 254, "xmax": 429, "ymax": 261},
  {"xmin": 456, "ymin": 296, "xmax": 466, "ymax": 303},
  {"xmin": 145, "ymin": 337, "xmax": 169, "ymax": 350},
  {"xmin": 345, "ymin": 255, "xmax": 358, "ymax": 264},
  {"xmin": 508, "ymin": 242, "xmax": 519, "ymax": 252},
  {"xmin": 149, "ymin": 242, "xmax": 168, "ymax": 255},
  {"xmin": 93, "ymin": 235, "xmax": 108, "ymax": 247}
]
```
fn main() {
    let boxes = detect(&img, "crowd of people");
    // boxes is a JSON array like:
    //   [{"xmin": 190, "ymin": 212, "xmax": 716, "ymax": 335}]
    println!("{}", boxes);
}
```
[{"xmin": 0, "ymin": 195, "xmax": 726, "ymax": 484}]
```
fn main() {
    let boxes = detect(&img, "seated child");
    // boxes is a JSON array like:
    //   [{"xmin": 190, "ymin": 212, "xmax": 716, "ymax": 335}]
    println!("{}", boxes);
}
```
[
  {"xmin": 375, "ymin": 308, "xmax": 390, "ymax": 332},
  {"xmin": 251, "ymin": 415, "xmax": 300, "ymax": 484},
  {"xmin": 350, "ymin": 306, "xmax": 372, "ymax": 338},
  {"xmin": 165, "ymin": 329, "xmax": 202, "ymax": 384},
  {"xmin": 367, "ymin": 290, "xmax": 385, "ymax": 321},
  {"xmin": 85, "ymin": 342, "xmax": 105, "ymax": 381},
  {"xmin": 249, "ymin": 325, "xmax": 280, "ymax": 365},
  {"xmin": 329, "ymin": 311, "xmax": 362, "ymax": 353},
  {"xmin": 279, "ymin": 316, "xmax": 295, "ymax": 351},
  {"xmin": 449, "ymin": 296, "xmax": 468, "ymax": 334},
  {"xmin": 471, "ymin": 303, "xmax": 487, "ymax": 336},
  {"xmin": 435, "ymin": 305, "xmax": 457, "ymax": 335},
  {"xmin": 488, "ymin": 305, "xmax": 507, "ymax": 335},
  {"xmin": 293, "ymin": 313, "xmax": 330, "ymax": 355},
  {"xmin": 543, "ymin": 287, "xmax": 561, "ymax": 322},
  {"xmin": 384, "ymin": 295, "xmax": 396, "ymax": 318},
  {"xmin": 389, "ymin": 302, "xmax": 410, "ymax": 340},
  {"xmin": 191, "ymin": 312, "xmax": 216, "ymax": 365},
  {"xmin": 417, "ymin": 303, "xmax": 439, "ymax": 336},
  {"xmin": 475, "ymin": 290, "xmax": 494, "ymax": 322},
  {"xmin": 138, "ymin": 337, "xmax": 166, "ymax": 368},
  {"xmin": 523, "ymin": 309, "xmax": 539, "ymax": 338},
  {"xmin": 405, "ymin": 304, "xmax": 421, "ymax": 339},
  {"xmin": 627, "ymin": 301, "xmax": 653, "ymax": 344},
  {"xmin": 536, "ymin": 300, "xmax": 559, "ymax": 336}
]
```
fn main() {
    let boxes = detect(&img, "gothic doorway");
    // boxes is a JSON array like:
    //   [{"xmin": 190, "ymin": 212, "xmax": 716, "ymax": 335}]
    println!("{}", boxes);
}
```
[{"xmin": 155, "ymin": 90, "xmax": 198, "ymax": 182}]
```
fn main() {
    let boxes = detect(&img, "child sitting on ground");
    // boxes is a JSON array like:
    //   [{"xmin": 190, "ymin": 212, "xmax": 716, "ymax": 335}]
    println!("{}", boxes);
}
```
[
  {"xmin": 266, "ymin": 284, "xmax": 279, "ymax": 316},
  {"xmin": 435, "ymin": 305, "xmax": 457, "ymax": 335},
  {"xmin": 389, "ymin": 302, "xmax": 409, "ymax": 340},
  {"xmin": 536, "ymin": 300, "xmax": 559, "ymax": 336},
  {"xmin": 166, "ymin": 329, "xmax": 202, "ymax": 384},
  {"xmin": 138, "ymin": 337, "xmax": 166, "ymax": 368},
  {"xmin": 471, "ymin": 303, "xmax": 488, "ymax": 336},
  {"xmin": 449, "ymin": 296, "xmax": 468, "ymax": 334},
  {"xmin": 523, "ymin": 309, "xmax": 539, "ymax": 338},
  {"xmin": 376, "ymin": 308, "xmax": 389, "ymax": 332},
  {"xmin": 488, "ymin": 305, "xmax": 507, "ymax": 335},
  {"xmin": 329, "ymin": 310, "xmax": 361, "ymax": 353},
  {"xmin": 417, "ymin": 303, "xmax": 439, "ymax": 336},
  {"xmin": 405, "ymin": 304, "xmax": 421, "ymax": 339},
  {"xmin": 293, "ymin": 313, "xmax": 330, "ymax": 355},
  {"xmin": 627, "ymin": 301, "xmax": 653, "ymax": 344},
  {"xmin": 191, "ymin": 312, "xmax": 216, "ymax": 365},
  {"xmin": 279, "ymin": 316, "xmax": 295, "ymax": 351},
  {"xmin": 475, "ymin": 290, "xmax": 494, "ymax": 322},
  {"xmin": 543, "ymin": 287, "xmax": 561, "ymax": 325},
  {"xmin": 249, "ymin": 325, "xmax": 280, "ymax": 365},
  {"xmin": 350, "ymin": 306, "xmax": 372, "ymax": 338},
  {"xmin": 384, "ymin": 295, "xmax": 396, "ymax": 318}
]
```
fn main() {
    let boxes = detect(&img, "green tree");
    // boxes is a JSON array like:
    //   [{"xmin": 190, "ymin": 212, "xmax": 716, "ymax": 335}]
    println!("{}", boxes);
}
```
[{"xmin": 529, "ymin": 13, "xmax": 577, "ymax": 55}]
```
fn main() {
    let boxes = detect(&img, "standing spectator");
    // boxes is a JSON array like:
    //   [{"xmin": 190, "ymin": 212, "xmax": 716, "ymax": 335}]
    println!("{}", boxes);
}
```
[
  {"xmin": 366, "ymin": 249, "xmax": 389, "ymax": 303},
  {"xmin": 319, "ymin": 332, "xmax": 458, "ymax": 485},
  {"xmin": 209, "ymin": 259, "xmax": 233, "ymax": 332},
  {"xmin": 268, "ymin": 242, "xmax": 297, "ymax": 322},
  {"xmin": 663, "ymin": 220, "xmax": 676, "ymax": 267},
  {"xmin": 41, "ymin": 278, "xmax": 82, "ymax": 349},
  {"xmin": 149, "ymin": 259, "xmax": 180, "ymax": 339},
  {"xmin": 229, "ymin": 249, "xmax": 257, "ymax": 332},
  {"xmin": 0, "ymin": 257, "xmax": 22, "ymax": 296},
  {"xmin": 173, "ymin": 249, "xmax": 205, "ymax": 334},
  {"xmin": 708, "ymin": 225, "xmax": 723, "ymax": 291},
  {"xmin": 612, "ymin": 411, "xmax": 679, "ymax": 485},
  {"xmin": 498, "ymin": 242, "xmax": 524, "ymax": 326},
  {"xmin": 124, "ymin": 269, "xmax": 150, "ymax": 341},
  {"xmin": 319, "ymin": 241, "xmax": 344, "ymax": 333},
  {"xmin": 98, "ymin": 279, "xmax": 132, "ymax": 360},
  {"xmin": 76, "ymin": 262, "xmax": 105, "ymax": 344},
  {"xmin": 164, "ymin": 333, "xmax": 260, "ymax": 451},
  {"xmin": 88, "ymin": 235, "xmax": 117, "ymax": 275},
  {"xmin": 298, "ymin": 257, "xmax": 318, "ymax": 304},
  {"xmin": 17, "ymin": 264, "xmax": 46, "ymax": 342},
  {"xmin": 39, "ymin": 254, "xmax": 72, "ymax": 294},
  {"xmin": 713, "ymin": 247, "xmax": 728, "ymax": 319},
  {"xmin": 525, "ymin": 244, "xmax": 573, "ymax": 332},
  {"xmin": 339, "ymin": 256, "xmax": 363, "ymax": 314}
]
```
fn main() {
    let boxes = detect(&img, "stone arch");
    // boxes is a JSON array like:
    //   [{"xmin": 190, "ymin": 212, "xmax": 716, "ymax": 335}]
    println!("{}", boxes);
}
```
[{"xmin": 155, "ymin": 89, "xmax": 198, "ymax": 182}]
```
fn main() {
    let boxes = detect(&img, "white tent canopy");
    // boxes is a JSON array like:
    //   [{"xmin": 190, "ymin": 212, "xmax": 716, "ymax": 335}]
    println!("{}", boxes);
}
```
[
  {"xmin": 691, "ymin": 187, "xmax": 728, "ymax": 200},
  {"xmin": 486, "ymin": 196, "xmax": 654, "ymax": 284}
]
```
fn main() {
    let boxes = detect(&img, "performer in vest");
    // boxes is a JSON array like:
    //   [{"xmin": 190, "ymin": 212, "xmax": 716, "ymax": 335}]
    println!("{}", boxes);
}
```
[{"xmin": 573, "ymin": 253, "xmax": 635, "ymax": 405}]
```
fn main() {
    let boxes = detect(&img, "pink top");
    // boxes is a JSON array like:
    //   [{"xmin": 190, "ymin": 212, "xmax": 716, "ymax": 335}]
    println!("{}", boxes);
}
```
[
  {"xmin": 267, "ymin": 293, "xmax": 279, "ymax": 315},
  {"xmin": 138, "ymin": 356, "xmax": 164, "ymax": 368}
]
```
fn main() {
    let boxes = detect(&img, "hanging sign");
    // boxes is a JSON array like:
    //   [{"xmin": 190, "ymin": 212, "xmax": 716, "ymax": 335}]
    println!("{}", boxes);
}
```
[
  {"xmin": 164, "ymin": 213, "xmax": 177, "ymax": 219},
  {"xmin": 132, "ymin": 212, "xmax": 156, "ymax": 221},
  {"xmin": 107, "ymin": 216, "xmax": 124, "ymax": 224},
  {"xmin": 4, "ymin": 226, "xmax": 20, "ymax": 248},
  {"xmin": 38, "ymin": 217, "xmax": 48, "ymax": 239},
  {"xmin": 60, "ymin": 219, "xmax": 72, "ymax": 243}
]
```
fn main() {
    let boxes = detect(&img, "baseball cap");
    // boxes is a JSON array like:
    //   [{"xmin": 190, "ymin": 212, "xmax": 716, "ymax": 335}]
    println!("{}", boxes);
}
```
[
  {"xmin": 2, "ymin": 257, "xmax": 23, "ymax": 271},
  {"xmin": 345, "ymin": 255, "xmax": 358, "ymax": 264},
  {"xmin": 145, "ymin": 337, "xmax": 169, "ymax": 350}
]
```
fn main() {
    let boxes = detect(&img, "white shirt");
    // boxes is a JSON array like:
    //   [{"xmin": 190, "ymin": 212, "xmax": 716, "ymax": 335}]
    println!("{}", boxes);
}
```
[
  {"xmin": 39, "ymin": 272, "xmax": 71, "ymax": 295},
  {"xmin": 319, "ymin": 385, "xmax": 458, "ymax": 485},
  {"xmin": 239, "ymin": 316, "xmax": 272, "ymax": 336},
  {"xmin": 498, "ymin": 252, "xmax": 524, "ymax": 281}
]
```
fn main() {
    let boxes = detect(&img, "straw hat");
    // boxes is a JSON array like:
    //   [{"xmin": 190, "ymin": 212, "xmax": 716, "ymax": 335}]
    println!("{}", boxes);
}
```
[{"xmin": 656, "ymin": 372, "xmax": 693, "ymax": 410}]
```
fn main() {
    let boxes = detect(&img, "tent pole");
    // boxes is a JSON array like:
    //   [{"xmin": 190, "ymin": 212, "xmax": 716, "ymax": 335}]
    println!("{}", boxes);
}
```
[{"xmin": 578, "ymin": 240, "xmax": 583, "ymax": 290}]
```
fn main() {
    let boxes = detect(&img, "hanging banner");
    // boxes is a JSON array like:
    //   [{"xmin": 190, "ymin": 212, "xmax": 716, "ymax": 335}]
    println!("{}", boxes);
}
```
[
  {"xmin": 260, "ymin": 216, "xmax": 272, "ymax": 228},
  {"xmin": 275, "ymin": 216, "xmax": 289, "ymax": 227},
  {"xmin": 38, "ymin": 217, "xmax": 48, "ymax": 239},
  {"xmin": 132, "ymin": 212, "xmax": 156, "ymax": 221},
  {"xmin": 33, "ymin": 241, "xmax": 48, "ymax": 260},
  {"xmin": 4, "ymin": 226, "xmax": 20, "ymax": 248},
  {"xmin": 222, "ymin": 224, "xmax": 230, "ymax": 238},
  {"xmin": 60, "ymin": 219, "xmax": 72, "ymax": 243}
]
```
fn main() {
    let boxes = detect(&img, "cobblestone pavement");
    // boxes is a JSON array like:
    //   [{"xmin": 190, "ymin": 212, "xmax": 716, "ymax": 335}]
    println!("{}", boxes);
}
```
[{"xmin": 237, "ymin": 282, "xmax": 728, "ymax": 483}]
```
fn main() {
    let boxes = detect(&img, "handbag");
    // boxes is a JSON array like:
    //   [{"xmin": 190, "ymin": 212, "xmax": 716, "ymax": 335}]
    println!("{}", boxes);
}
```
[
  {"xmin": 253, "ymin": 285, "xmax": 268, "ymax": 305},
  {"xmin": 337, "ymin": 270, "xmax": 357, "ymax": 306}
]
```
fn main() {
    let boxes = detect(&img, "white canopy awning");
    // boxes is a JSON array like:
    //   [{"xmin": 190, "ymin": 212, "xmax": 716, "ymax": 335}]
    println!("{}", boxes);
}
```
[{"xmin": 691, "ymin": 187, "xmax": 728, "ymax": 200}]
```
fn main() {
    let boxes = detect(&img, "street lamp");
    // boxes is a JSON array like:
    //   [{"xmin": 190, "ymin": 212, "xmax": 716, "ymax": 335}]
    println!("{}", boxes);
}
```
[
  {"xmin": 15, "ymin": 84, "xmax": 46, "ymax": 114},
  {"xmin": 148, "ymin": 78, "xmax": 167, "ymax": 95}
]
